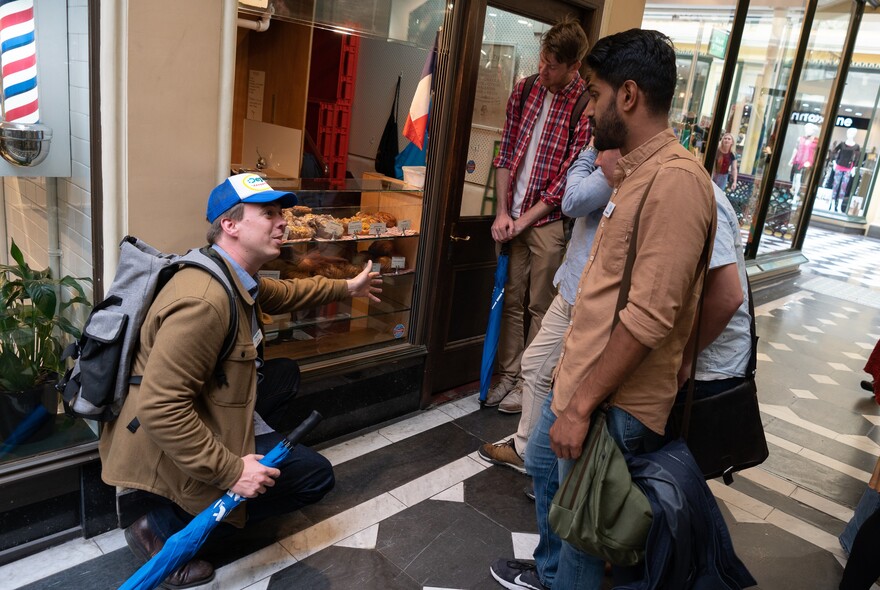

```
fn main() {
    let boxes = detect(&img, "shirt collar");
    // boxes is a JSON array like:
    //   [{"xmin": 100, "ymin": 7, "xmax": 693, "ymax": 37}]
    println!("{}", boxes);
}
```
[
  {"xmin": 614, "ymin": 128, "xmax": 679, "ymax": 186},
  {"xmin": 211, "ymin": 244, "xmax": 259, "ymax": 299},
  {"xmin": 556, "ymin": 71, "xmax": 584, "ymax": 99}
]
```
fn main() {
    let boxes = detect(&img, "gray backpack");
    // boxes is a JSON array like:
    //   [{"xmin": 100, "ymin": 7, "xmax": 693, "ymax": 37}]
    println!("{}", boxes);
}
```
[{"xmin": 58, "ymin": 236, "xmax": 239, "ymax": 422}]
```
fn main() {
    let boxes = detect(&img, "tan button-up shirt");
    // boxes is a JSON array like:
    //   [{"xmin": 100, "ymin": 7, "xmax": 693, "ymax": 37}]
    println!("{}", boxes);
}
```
[{"xmin": 551, "ymin": 129, "xmax": 716, "ymax": 434}]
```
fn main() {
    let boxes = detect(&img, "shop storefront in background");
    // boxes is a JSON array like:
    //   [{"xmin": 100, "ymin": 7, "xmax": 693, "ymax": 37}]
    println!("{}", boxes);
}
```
[{"xmin": 643, "ymin": 0, "xmax": 880, "ymax": 270}]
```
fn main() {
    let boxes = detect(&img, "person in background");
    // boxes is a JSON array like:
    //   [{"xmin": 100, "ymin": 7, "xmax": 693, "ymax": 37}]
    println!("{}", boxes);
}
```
[
  {"xmin": 478, "ymin": 143, "xmax": 616, "ymax": 474},
  {"xmin": 485, "ymin": 17, "xmax": 591, "ymax": 411},
  {"xmin": 100, "ymin": 174, "xmax": 381, "ymax": 589},
  {"xmin": 489, "ymin": 29, "xmax": 715, "ymax": 590},
  {"xmin": 712, "ymin": 132, "xmax": 738, "ymax": 192},
  {"xmin": 860, "ymin": 338, "xmax": 879, "ymax": 403}
]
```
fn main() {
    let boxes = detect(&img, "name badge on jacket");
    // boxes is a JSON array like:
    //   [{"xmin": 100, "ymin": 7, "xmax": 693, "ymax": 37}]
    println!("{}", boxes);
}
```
[{"xmin": 603, "ymin": 201, "xmax": 616, "ymax": 218}]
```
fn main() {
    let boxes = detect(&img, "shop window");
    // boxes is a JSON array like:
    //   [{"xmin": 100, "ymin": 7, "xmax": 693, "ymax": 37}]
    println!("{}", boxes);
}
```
[
  {"xmin": 1, "ymin": 3, "xmax": 97, "ymax": 470},
  {"xmin": 803, "ymin": 13, "xmax": 880, "ymax": 226},
  {"xmin": 647, "ymin": 3, "xmax": 806, "ymax": 245},
  {"xmin": 757, "ymin": 4, "xmax": 852, "ymax": 255}
]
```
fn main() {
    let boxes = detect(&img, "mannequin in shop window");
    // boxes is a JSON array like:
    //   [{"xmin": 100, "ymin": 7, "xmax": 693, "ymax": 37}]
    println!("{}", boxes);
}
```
[
  {"xmin": 788, "ymin": 123, "xmax": 819, "ymax": 198},
  {"xmin": 829, "ymin": 127, "xmax": 861, "ymax": 213},
  {"xmin": 712, "ymin": 132, "xmax": 738, "ymax": 191}
]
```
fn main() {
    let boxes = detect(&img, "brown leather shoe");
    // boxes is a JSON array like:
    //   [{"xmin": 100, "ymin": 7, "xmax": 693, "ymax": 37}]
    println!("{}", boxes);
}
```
[{"xmin": 124, "ymin": 515, "xmax": 215, "ymax": 589}]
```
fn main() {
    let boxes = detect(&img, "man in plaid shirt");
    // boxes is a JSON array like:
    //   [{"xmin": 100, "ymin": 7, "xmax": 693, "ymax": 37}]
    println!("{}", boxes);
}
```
[{"xmin": 485, "ymin": 17, "xmax": 591, "ymax": 414}]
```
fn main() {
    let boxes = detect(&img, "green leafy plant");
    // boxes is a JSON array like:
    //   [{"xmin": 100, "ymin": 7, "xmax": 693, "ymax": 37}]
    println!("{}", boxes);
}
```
[{"xmin": 0, "ymin": 239, "xmax": 91, "ymax": 392}]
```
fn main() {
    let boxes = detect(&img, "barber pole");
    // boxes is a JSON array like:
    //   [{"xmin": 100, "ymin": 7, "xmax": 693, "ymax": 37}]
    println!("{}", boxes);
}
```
[{"xmin": 0, "ymin": 0, "xmax": 39, "ymax": 124}]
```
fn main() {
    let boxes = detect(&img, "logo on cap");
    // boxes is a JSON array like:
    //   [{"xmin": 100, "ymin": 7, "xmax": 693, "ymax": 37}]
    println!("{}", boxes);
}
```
[{"xmin": 240, "ymin": 174, "xmax": 270, "ymax": 194}]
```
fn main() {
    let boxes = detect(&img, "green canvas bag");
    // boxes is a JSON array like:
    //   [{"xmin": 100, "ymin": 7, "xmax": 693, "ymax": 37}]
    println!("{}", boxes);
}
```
[{"xmin": 548, "ymin": 409, "xmax": 652, "ymax": 566}]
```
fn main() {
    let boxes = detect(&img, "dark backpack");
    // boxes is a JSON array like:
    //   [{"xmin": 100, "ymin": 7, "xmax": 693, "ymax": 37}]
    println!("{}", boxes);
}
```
[
  {"xmin": 518, "ymin": 73, "xmax": 590, "ymax": 165},
  {"xmin": 58, "ymin": 236, "xmax": 239, "ymax": 422}
]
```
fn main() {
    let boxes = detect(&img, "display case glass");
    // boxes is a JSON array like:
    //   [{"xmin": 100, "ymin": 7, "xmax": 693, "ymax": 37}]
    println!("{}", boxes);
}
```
[{"xmin": 259, "ymin": 173, "xmax": 423, "ymax": 363}]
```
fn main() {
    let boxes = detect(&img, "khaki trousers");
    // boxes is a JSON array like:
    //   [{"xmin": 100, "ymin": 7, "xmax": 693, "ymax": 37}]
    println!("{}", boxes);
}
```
[
  {"xmin": 496, "ymin": 219, "xmax": 564, "ymax": 383},
  {"xmin": 513, "ymin": 292, "xmax": 571, "ymax": 457}
]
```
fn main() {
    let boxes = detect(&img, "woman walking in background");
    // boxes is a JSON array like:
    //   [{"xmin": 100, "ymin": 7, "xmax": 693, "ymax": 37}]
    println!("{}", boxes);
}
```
[{"xmin": 713, "ymin": 132, "xmax": 738, "ymax": 191}]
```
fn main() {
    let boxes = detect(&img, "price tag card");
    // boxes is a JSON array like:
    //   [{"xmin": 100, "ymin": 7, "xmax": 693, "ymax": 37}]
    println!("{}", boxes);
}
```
[
  {"xmin": 283, "ymin": 226, "xmax": 290, "ymax": 240},
  {"xmin": 258, "ymin": 270, "xmax": 281, "ymax": 279},
  {"xmin": 391, "ymin": 256, "xmax": 406, "ymax": 270},
  {"xmin": 348, "ymin": 221, "xmax": 364, "ymax": 235},
  {"xmin": 371, "ymin": 262, "xmax": 382, "ymax": 273},
  {"xmin": 324, "ymin": 221, "xmax": 344, "ymax": 238},
  {"xmin": 399, "ymin": 219, "xmax": 412, "ymax": 232},
  {"xmin": 369, "ymin": 222, "xmax": 388, "ymax": 235}
]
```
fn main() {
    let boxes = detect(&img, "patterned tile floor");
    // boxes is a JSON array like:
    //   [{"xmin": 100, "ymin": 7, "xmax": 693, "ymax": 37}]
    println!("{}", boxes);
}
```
[{"xmin": 3, "ymin": 227, "xmax": 880, "ymax": 590}]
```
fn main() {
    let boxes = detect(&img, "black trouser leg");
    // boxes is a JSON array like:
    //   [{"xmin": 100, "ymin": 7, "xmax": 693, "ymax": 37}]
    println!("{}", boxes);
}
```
[
  {"xmin": 255, "ymin": 357, "xmax": 301, "ymax": 432},
  {"xmin": 840, "ymin": 507, "xmax": 880, "ymax": 589}
]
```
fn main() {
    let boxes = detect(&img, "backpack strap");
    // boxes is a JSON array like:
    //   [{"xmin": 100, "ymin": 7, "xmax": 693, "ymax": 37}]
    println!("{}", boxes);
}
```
[
  {"xmin": 565, "ymin": 90, "xmax": 590, "ymax": 163},
  {"xmin": 518, "ymin": 73, "xmax": 539, "ymax": 121}
]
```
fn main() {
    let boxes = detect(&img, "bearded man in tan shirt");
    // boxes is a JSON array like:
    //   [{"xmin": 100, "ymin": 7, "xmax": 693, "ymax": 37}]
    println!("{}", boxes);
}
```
[{"xmin": 490, "ymin": 29, "xmax": 716, "ymax": 590}]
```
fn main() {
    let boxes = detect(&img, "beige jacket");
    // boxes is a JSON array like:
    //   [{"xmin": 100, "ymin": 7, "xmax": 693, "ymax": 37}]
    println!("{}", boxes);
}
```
[{"xmin": 99, "ymin": 260, "xmax": 348, "ymax": 526}]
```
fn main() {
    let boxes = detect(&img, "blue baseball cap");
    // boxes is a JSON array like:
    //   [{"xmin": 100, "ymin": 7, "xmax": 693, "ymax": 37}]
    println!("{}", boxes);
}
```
[{"xmin": 206, "ymin": 173, "xmax": 297, "ymax": 222}]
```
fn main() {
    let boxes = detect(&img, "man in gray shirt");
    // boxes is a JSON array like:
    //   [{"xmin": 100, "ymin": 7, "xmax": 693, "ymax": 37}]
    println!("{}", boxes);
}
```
[
  {"xmin": 479, "ymin": 144, "xmax": 617, "ymax": 471},
  {"xmin": 678, "ymin": 183, "xmax": 750, "ymax": 394}
]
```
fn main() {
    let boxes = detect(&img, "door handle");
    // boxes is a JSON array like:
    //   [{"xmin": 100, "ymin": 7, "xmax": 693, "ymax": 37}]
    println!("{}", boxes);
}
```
[{"xmin": 450, "ymin": 234, "xmax": 471, "ymax": 242}]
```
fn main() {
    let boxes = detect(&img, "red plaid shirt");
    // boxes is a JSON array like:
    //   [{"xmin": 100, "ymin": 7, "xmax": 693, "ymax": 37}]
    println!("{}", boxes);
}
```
[{"xmin": 493, "ymin": 73, "xmax": 591, "ymax": 227}]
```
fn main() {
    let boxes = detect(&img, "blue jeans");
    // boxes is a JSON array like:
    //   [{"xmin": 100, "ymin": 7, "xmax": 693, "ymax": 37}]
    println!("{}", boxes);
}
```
[{"xmin": 524, "ymin": 392, "xmax": 665, "ymax": 589}]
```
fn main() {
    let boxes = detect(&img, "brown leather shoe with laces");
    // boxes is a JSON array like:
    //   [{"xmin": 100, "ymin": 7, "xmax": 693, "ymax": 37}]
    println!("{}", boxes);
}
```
[{"xmin": 124, "ymin": 515, "xmax": 216, "ymax": 589}]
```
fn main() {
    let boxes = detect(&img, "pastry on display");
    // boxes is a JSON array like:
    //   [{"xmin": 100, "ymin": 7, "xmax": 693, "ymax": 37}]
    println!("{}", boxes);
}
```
[{"xmin": 282, "ymin": 207, "xmax": 412, "ymax": 242}]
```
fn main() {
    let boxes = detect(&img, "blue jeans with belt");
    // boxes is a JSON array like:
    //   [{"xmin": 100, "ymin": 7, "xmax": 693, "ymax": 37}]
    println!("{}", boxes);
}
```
[{"xmin": 525, "ymin": 392, "xmax": 665, "ymax": 589}]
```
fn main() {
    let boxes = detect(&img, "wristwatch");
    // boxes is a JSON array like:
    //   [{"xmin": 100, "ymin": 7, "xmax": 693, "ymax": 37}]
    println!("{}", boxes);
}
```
[{"xmin": 582, "ymin": 145, "xmax": 598, "ymax": 156}]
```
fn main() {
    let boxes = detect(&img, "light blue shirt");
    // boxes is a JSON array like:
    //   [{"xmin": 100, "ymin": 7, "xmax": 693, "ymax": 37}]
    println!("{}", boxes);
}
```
[
  {"xmin": 211, "ymin": 244, "xmax": 258, "ymax": 299},
  {"xmin": 696, "ymin": 186, "xmax": 751, "ymax": 380},
  {"xmin": 555, "ymin": 148, "xmax": 614, "ymax": 305}
]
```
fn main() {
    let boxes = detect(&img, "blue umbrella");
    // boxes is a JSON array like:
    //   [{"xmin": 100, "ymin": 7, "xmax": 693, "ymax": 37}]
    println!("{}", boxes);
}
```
[
  {"xmin": 119, "ymin": 411, "xmax": 323, "ymax": 590},
  {"xmin": 479, "ymin": 243, "xmax": 510, "ymax": 404},
  {"xmin": 0, "ymin": 405, "xmax": 50, "ymax": 458}
]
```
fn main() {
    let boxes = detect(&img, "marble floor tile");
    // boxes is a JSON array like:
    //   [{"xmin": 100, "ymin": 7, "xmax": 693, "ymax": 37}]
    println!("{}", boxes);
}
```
[
  {"xmin": 708, "ymin": 480, "xmax": 774, "ymax": 520},
  {"xmin": 279, "ymin": 493, "xmax": 407, "ymax": 561},
  {"xmin": 790, "ymin": 388, "xmax": 817, "ymax": 399},
  {"xmin": 379, "ymin": 409, "xmax": 455, "ymax": 443},
  {"xmin": 836, "ymin": 434, "xmax": 880, "ymax": 454},
  {"xmin": 242, "ymin": 578, "xmax": 271, "ymax": 590},
  {"xmin": 863, "ymin": 415, "xmax": 880, "ymax": 427},
  {"xmin": 436, "ymin": 393, "xmax": 480, "ymax": 420},
  {"xmin": 720, "ymin": 500, "xmax": 766, "ymax": 524},
  {"xmin": 738, "ymin": 467, "xmax": 798, "ymax": 497},
  {"xmin": 766, "ymin": 431, "xmax": 804, "ymax": 454},
  {"xmin": 799, "ymin": 448, "xmax": 872, "ymax": 481},
  {"xmin": 810, "ymin": 373, "xmax": 839, "ymax": 385},
  {"xmin": 830, "ymin": 312, "xmax": 849, "ymax": 319},
  {"xmin": 431, "ymin": 482, "xmax": 465, "ymax": 503},
  {"xmin": 828, "ymin": 362, "xmax": 853, "ymax": 372},
  {"xmin": 818, "ymin": 318, "xmax": 837, "ymax": 325},
  {"xmin": 789, "ymin": 487, "xmax": 853, "ymax": 523},
  {"xmin": 389, "ymin": 456, "xmax": 486, "ymax": 507},
  {"xmin": 769, "ymin": 341, "xmax": 792, "ymax": 351},
  {"xmin": 788, "ymin": 333, "xmax": 811, "ymax": 342},
  {"xmin": 320, "ymin": 430, "xmax": 393, "ymax": 467},
  {"xmin": 757, "ymin": 352, "xmax": 773, "ymax": 362},
  {"xmin": 761, "ymin": 404, "xmax": 839, "ymax": 441},
  {"xmin": 843, "ymin": 351, "xmax": 867, "ymax": 360},
  {"xmin": 857, "ymin": 342, "xmax": 876, "ymax": 350},
  {"xmin": 336, "ymin": 524, "xmax": 380, "ymax": 550},
  {"xmin": 804, "ymin": 325, "xmax": 825, "ymax": 333},
  {"xmin": 511, "ymin": 532, "xmax": 539, "ymax": 561},
  {"xmin": 764, "ymin": 509, "xmax": 845, "ymax": 558},
  {"xmin": 91, "ymin": 528, "xmax": 127, "ymax": 555},
  {"xmin": 0, "ymin": 536, "xmax": 104, "ymax": 589},
  {"xmin": 213, "ymin": 541, "xmax": 296, "ymax": 590}
]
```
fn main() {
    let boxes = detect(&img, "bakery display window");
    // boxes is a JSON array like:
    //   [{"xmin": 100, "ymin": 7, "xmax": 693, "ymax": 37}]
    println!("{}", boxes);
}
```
[{"xmin": 259, "ymin": 176, "xmax": 423, "ymax": 362}]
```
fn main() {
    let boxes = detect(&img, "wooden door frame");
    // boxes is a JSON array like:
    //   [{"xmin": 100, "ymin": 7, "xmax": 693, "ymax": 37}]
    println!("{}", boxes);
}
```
[{"xmin": 415, "ymin": 0, "xmax": 599, "ymax": 404}]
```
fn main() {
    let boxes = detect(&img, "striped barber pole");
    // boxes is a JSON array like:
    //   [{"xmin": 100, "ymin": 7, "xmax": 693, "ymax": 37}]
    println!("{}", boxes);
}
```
[{"xmin": 0, "ymin": 0, "xmax": 39, "ymax": 124}]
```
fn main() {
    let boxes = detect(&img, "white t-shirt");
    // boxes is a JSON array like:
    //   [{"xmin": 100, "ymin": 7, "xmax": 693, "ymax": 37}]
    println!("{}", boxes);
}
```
[{"xmin": 511, "ymin": 91, "xmax": 554, "ymax": 218}]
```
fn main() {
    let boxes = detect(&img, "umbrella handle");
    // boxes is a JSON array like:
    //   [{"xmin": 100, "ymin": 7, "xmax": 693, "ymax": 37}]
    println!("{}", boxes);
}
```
[{"xmin": 284, "ymin": 410, "xmax": 323, "ymax": 447}]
